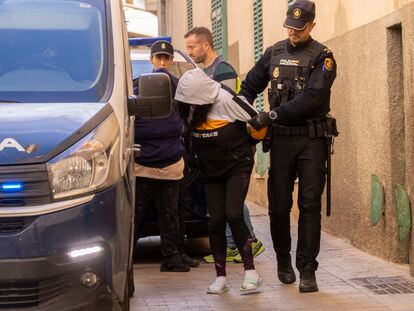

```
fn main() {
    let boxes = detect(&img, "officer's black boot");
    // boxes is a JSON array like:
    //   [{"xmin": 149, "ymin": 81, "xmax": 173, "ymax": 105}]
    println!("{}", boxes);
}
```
[
  {"xmin": 277, "ymin": 254, "xmax": 296, "ymax": 284},
  {"xmin": 160, "ymin": 254, "xmax": 190, "ymax": 272},
  {"xmin": 299, "ymin": 270, "xmax": 318, "ymax": 293},
  {"xmin": 181, "ymin": 253, "xmax": 200, "ymax": 267}
]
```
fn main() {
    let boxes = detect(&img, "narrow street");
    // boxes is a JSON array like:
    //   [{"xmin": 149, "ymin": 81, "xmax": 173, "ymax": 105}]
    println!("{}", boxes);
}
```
[{"xmin": 131, "ymin": 203, "xmax": 414, "ymax": 310}]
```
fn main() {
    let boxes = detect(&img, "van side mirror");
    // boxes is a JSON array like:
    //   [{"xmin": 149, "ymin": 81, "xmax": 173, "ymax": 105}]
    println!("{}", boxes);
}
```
[{"xmin": 128, "ymin": 73, "xmax": 172, "ymax": 118}]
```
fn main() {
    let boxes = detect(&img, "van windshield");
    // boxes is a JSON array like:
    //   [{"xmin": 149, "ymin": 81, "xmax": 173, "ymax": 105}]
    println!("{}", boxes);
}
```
[{"xmin": 0, "ymin": 0, "xmax": 109, "ymax": 103}]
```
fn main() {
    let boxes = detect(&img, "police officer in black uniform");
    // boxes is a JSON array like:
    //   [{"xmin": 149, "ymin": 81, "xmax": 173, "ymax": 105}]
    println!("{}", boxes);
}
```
[{"xmin": 241, "ymin": 0, "xmax": 337, "ymax": 293}]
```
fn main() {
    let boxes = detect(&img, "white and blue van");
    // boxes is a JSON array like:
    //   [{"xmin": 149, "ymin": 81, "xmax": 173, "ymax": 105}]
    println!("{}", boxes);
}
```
[{"xmin": 0, "ymin": 1, "xmax": 171, "ymax": 310}]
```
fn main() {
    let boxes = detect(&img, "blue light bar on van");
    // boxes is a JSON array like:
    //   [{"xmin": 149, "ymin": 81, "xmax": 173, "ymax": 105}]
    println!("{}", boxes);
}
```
[
  {"xmin": 129, "ymin": 36, "xmax": 172, "ymax": 47},
  {"xmin": 1, "ymin": 183, "xmax": 23, "ymax": 192}
]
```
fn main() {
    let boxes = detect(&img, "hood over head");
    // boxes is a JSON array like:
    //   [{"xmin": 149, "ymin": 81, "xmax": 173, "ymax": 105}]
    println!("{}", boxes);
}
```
[{"xmin": 175, "ymin": 68, "xmax": 220, "ymax": 105}]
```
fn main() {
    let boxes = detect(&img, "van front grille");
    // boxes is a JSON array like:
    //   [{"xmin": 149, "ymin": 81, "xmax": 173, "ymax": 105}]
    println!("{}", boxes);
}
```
[
  {"xmin": 0, "ymin": 217, "xmax": 36, "ymax": 234},
  {"xmin": 0, "ymin": 276, "xmax": 71, "ymax": 309},
  {"xmin": 0, "ymin": 164, "xmax": 52, "ymax": 207}
]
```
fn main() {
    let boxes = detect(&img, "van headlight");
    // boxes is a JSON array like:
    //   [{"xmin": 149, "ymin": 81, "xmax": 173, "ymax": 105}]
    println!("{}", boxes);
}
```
[{"xmin": 47, "ymin": 113, "xmax": 121, "ymax": 199}]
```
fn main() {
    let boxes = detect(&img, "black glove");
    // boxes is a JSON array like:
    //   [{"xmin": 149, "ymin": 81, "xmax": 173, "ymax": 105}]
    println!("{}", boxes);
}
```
[{"xmin": 248, "ymin": 111, "xmax": 272, "ymax": 130}]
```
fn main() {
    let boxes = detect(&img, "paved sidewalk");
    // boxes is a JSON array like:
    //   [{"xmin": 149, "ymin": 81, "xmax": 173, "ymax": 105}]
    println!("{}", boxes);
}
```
[{"xmin": 131, "ymin": 203, "xmax": 414, "ymax": 310}]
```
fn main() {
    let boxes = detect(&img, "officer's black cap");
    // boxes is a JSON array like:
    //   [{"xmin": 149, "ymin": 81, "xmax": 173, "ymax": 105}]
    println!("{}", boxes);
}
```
[
  {"xmin": 150, "ymin": 40, "xmax": 174, "ymax": 57},
  {"xmin": 283, "ymin": 0, "xmax": 315, "ymax": 31}
]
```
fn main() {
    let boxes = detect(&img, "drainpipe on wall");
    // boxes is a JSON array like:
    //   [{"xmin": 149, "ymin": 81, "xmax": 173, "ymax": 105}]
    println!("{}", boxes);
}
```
[
  {"xmin": 400, "ymin": 3, "xmax": 414, "ymax": 277},
  {"xmin": 157, "ymin": 0, "xmax": 166, "ymax": 36}
]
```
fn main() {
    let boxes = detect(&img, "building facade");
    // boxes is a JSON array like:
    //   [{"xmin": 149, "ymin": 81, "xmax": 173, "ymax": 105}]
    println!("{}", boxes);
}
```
[
  {"xmin": 122, "ymin": 0, "xmax": 158, "ymax": 37},
  {"xmin": 154, "ymin": 0, "xmax": 414, "ymax": 276}
]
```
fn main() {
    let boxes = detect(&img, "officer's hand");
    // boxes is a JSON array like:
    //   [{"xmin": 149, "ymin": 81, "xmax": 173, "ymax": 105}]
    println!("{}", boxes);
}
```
[{"xmin": 248, "ymin": 111, "xmax": 272, "ymax": 130}]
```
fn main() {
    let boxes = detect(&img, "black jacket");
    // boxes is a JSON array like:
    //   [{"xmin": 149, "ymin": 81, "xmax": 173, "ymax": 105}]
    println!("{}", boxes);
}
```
[{"xmin": 239, "ymin": 37, "xmax": 337, "ymax": 125}]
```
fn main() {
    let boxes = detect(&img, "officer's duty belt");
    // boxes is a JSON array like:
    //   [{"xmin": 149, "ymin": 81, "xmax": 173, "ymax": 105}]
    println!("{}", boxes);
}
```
[
  {"xmin": 273, "ymin": 124, "xmax": 310, "ymax": 136},
  {"xmin": 273, "ymin": 120, "xmax": 330, "ymax": 138}
]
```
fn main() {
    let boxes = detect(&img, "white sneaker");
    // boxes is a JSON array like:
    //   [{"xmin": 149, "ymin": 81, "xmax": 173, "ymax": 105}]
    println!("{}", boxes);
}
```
[
  {"xmin": 240, "ymin": 270, "xmax": 263, "ymax": 293},
  {"xmin": 207, "ymin": 276, "xmax": 229, "ymax": 294}
]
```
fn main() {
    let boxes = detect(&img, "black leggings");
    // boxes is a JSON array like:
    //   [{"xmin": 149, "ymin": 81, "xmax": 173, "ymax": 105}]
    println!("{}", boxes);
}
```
[{"xmin": 204, "ymin": 171, "xmax": 254, "ymax": 277}]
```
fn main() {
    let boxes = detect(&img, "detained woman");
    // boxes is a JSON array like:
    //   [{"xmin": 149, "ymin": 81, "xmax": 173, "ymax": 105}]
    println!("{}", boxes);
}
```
[{"xmin": 175, "ymin": 68, "xmax": 266, "ymax": 294}]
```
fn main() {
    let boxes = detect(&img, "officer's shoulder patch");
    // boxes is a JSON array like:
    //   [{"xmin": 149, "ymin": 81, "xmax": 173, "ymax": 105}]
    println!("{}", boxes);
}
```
[{"xmin": 324, "ymin": 58, "xmax": 334, "ymax": 71}]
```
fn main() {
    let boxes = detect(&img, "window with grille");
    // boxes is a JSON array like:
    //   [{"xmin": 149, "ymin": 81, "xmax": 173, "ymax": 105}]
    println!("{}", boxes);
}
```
[
  {"xmin": 253, "ymin": 0, "xmax": 264, "ymax": 112},
  {"xmin": 211, "ymin": 0, "xmax": 227, "ymax": 59},
  {"xmin": 253, "ymin": 0, "xmax": 269, "ymax": 176},
  {"xmin": 187, "ymin": 0, "xmax": 193, "ymax": 30}
]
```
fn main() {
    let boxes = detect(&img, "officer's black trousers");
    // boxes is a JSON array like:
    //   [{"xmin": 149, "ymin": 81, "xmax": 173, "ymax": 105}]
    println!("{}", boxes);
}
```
[
  {"xmin": 135, "ymin": 177, "xmax": 180, "ymax": 260},
  {"xmin": 268, "ymin": 135, "xmax": 327, "ymax": 271}
]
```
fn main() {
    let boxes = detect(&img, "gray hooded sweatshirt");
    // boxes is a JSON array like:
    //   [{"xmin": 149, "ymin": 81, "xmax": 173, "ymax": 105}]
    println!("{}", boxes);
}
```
[
  {"xmin": 175, "ymin": 68, "xmax": 262, "ymax": 181},
  {"xmin": 175, "ymin": 68, "xmax": 258, "ymax": 124}
]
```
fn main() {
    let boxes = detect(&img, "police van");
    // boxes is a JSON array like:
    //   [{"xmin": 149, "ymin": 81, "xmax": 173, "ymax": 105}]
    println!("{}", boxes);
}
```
[{"xmin": 0, "ymin": 1, "xmax": 171, "ymax": 310}]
